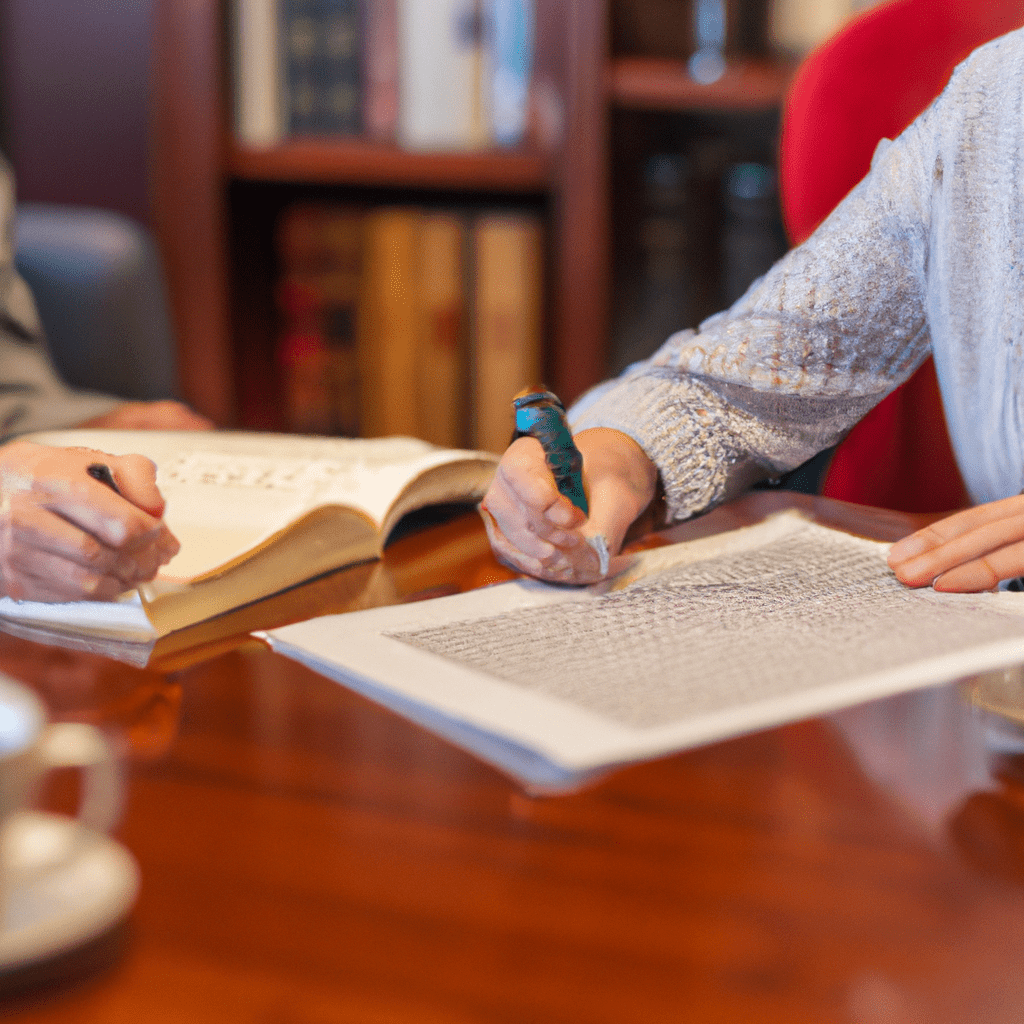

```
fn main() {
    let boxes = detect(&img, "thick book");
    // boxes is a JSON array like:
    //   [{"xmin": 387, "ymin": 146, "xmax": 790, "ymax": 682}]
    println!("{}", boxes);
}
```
[
  {"xmin": 276, "ymin": 203, "xmax": 364, "ymax": 435},
  {"xmin": 283, "ymin": 0, "xmax": 362, "ymax": 136},
  {"xmin": 471, "ymin": 211, "xmax": 544, "ymax": 454},
  {"xmin": 485, "ymin": 0, "xmax": 534, "ymax": 147},
  {"xmin": 357, "ymin": 207, "xmax": 422, "ymax": 438},
  {"xmin": 261, "ymin": 513, "xmax": 1024, "ymax": 792},
  {"xmin": 362, "ymin": 0, "xmax": 399, "ymax": 142},
  {"xmin": 0, "ymin": 430, "xmax": 497, "ymax": 644},
  {"xmin": 416, "ymin": 212, "xmax": 469, "ymax": 448},
  {"xmin": 232, "ymin": 0, "xmax": 286, "ymax": 146},
  {"xmin": 396, "ymin": 0, "xmax": 486, "ymax": 150}
]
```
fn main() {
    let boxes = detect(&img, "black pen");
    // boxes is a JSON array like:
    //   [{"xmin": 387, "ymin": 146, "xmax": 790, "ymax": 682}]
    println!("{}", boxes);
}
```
[{"xmin": 87, "ymin": 463, "xmax": 123, "ymax": 497}]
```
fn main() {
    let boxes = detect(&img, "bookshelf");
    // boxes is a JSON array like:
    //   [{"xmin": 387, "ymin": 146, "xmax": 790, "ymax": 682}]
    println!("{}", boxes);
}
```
[
  {"xmin": 150, "ymin": 0, "xmax": 794, "ymax": 430},
  {"xmin": 608, "ymin": 55, "xmax": 793, "ymax": 110},
  {"xmin": 228, "ymin": 140, "xmax": 551, "ymax": 190}
]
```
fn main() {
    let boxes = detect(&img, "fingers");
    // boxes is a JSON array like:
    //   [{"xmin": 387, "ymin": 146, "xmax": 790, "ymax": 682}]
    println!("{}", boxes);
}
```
[
  {"xmin": 480, "ymin": 437, "xmax": 585, "ymax": 563},
  {"xmin": 0, "ymin": 441, "xmax": 180, "ymax": 601},
  {"xmin": 79, "ymin": 400, "xmax": 215, "ymax": 431},
  {"xmin": 0, "ymin": 509, "xmax": 147, "ymax": 602},
  {"xmin": 479, "ymin": 503, "xmax": 602, "ymax": 584},
  {"xmin": 39, "ymin": 466, "xmax": 168, "ymax": 553},
  {"xmin": 2, "ymin": 498, "xmax": 173, "ymax": 586},
  {"xmin": 481, "ymin": 429, "xmax": 659, "ymax": 586},
  {"xmin": 888, "ymin": 495, "xmax": 1024, "ymax": 591},
  {"xmin": 108, "ymin": 454, "xmax": 167, "ymax": 517}
]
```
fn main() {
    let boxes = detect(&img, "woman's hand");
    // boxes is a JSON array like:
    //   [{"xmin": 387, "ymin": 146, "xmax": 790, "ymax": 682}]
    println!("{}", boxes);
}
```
[
  {"xmin": 0, "ymin": 441, "xmax": 180, "ymax": 602},
  {"xmin": 480, "ymin": 427, "xmax": 658, "ymax": 584},
  {"xmin": 888, "ymin": 494, "xmax": 1024, "ymax": 591},
  {"xmin": 80, "ymin": 400, "xmax": 214, "ymax": 431}
]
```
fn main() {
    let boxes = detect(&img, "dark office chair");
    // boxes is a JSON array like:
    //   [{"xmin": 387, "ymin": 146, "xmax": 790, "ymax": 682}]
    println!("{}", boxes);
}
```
[
  {"xmin": 15, "ymin": 202, "xmax": 182, "ymax": 402},
  {"xmin": 778, "ymin": 0, "xmax": 1024, "ymax": 512}
]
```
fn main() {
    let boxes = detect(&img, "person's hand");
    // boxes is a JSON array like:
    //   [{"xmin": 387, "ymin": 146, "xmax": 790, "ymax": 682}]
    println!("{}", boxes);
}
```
[
  {"xmin": 888, "ymin": 494, "xmax": 1024, "ymax": 591},
  {"xmin": 480, "ymin": 427, "xmax": 658, "ymax": 584},
  {"xmin": 79, "ymin": 400, "xmax": 214, "ymax": 431},
  {"xmin": 0, "ymin": 440, "xmax": 180, "ymax": 602}
]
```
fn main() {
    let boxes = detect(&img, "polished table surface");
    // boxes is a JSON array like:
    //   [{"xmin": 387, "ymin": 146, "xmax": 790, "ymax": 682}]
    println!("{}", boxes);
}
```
[{"xmin": 4, "ymin": 492, "xmax": 1024, "ymax": 1023}]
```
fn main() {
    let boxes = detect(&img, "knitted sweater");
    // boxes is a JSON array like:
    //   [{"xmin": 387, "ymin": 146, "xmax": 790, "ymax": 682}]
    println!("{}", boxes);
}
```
[{"xmin": 572, "ymin": 28, "xmax": 1024, "ymax": 522}]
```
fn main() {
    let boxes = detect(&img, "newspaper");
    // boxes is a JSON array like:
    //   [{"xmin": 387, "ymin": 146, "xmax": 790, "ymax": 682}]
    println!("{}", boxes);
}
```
[{"xmin": 262, "ymin": 512, "xmax": 1024, "ymax": 790}]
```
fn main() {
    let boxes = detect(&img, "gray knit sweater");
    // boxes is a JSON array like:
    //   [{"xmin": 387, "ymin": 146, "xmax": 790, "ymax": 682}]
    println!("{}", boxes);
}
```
[{"xmin": 572, "ymin": 28, "xmax": 1024, "ymax": 521}]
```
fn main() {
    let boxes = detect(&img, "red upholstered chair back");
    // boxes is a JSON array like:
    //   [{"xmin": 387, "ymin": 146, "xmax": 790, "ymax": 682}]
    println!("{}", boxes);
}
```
[{"xmin": 778, "ymin": 0, "xmax": 1024, "ymax": 511}]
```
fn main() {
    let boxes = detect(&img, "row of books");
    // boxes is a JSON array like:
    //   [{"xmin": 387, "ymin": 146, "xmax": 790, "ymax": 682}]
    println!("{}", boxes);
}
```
[
  {"xmin": 275, "ymin": 202, "xmax": 544, "ymax": 453},
  {"xmin": 232, "ymin": 0, "xmax": 534, "ymax": 150}
]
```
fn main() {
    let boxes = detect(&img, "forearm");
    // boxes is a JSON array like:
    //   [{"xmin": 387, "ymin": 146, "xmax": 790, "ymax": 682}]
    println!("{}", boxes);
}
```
[
  {"xmin": 0, "ymin": 155, "xmax": 119, "ymax": 436},
  {"xmin": 0, "ymin": 333, "xmax": 119, "ymax": 439},
  {"xmin": 572, "ymin": 100, "xmax": 936, "ymax": 523}
]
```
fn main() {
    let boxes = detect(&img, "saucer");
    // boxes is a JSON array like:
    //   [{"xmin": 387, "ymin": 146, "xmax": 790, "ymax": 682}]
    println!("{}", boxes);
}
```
[{"xmin": 0, "ymin": 811, "xmax": 139, "ymax": 970}]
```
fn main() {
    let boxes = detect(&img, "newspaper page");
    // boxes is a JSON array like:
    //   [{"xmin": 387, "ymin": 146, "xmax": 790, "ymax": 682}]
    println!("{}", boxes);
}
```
[{"xmin": 263, "ymin": 512, "xmax": 1024, "ymax": 789}]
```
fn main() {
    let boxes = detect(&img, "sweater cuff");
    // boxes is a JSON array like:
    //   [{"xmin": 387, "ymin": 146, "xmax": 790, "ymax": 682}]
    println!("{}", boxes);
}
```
[{"xmin": 570, "ymin": 371, "xmax": 750, "ymax": 523}]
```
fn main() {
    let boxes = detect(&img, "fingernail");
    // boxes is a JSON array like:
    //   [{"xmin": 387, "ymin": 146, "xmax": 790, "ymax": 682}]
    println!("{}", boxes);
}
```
[{"xmin": 888, "ymin": 534, "xmax": 929, "ymax": 564}]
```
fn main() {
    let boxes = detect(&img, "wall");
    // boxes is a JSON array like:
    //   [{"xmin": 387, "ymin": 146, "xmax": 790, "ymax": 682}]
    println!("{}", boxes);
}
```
[{"xmin": 0, "ymin": 0, "xmax": 154, "ymax": 225}]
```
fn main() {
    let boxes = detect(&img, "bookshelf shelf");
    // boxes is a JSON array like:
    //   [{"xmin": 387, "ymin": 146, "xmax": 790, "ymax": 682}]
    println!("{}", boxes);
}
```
[
  {"xmin": 607, "ymin": 56, "xmax": 796, "ymax": 112},
  {"xmin": 151, "ymin": 0, "xmax": 789, "ymax": 431},
  {"xmin": 228, "ymin": 140, "xmax": 552, "ymax": 193}
]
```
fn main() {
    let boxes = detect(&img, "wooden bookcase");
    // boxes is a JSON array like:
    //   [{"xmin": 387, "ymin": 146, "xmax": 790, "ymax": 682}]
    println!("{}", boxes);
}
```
[{"xmin": 150, "ymin": 0, "xmax": 793, "ymax": 428}]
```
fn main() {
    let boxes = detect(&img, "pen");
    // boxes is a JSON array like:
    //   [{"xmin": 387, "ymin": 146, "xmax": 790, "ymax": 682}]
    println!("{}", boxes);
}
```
[
  {"xmin": 511, "ymin": 387, "xmax": 588, "ymax": 516},
  {"xmin": 87, "ymin": 463, "xmax": 123, "ymax": 497}
]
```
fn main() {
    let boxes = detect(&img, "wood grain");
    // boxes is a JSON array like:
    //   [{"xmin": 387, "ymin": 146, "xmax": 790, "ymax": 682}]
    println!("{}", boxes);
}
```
[
  {"xmin": 150, "ymin": 0, "xmax": 236, "ymax": 425},
  {"xmin": 3, "ymin": 495, "xmax": 1024, "ymax": 1022}
]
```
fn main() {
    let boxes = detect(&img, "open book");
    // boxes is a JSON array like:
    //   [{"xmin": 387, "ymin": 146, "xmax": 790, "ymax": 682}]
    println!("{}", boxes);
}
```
[
  {"xmin": 261, "ymin": 513, "xmax": 1024, "ymax": 792},
  {"xmin": 0, "ymin": 429, "xmax": 497, "ymax": 645}
]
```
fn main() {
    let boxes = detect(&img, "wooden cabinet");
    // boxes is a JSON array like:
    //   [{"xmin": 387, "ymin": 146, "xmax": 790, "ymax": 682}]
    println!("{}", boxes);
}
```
[{"xmin": 150, "ymin": 0, "xmax": 793, "ymax": 429}]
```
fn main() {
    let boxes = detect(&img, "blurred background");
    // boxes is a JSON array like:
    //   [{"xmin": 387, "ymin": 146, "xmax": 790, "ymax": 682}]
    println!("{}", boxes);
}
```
[
  {"xmin": 0, "ymin": 0, "xmax": 883, "ymax": 439},
  {"xmin": 0, "ymin": 0, "xmax": 154, "ymax": 225}
]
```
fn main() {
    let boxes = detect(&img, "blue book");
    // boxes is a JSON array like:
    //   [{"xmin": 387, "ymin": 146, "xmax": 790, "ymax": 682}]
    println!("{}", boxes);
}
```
[
  {"xmin": 284, "ymin": 0, "xmax": 362, "ymax": 136},
  {"xmin": 485, "ymin": 0, "xmax": 533, "ymax": 147}
]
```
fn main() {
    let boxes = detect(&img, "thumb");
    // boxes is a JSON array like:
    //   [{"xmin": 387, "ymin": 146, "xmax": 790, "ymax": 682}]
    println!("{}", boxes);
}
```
[{"xmin": 108, "ymin": 454, "xmax": 166, "ymax": 517}]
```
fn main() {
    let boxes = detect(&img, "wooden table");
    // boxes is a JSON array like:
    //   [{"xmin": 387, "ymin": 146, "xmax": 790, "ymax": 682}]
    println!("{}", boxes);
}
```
[{"xmin": 4, "ymin": 493, "xmax": 1024, "ymax": 1023}]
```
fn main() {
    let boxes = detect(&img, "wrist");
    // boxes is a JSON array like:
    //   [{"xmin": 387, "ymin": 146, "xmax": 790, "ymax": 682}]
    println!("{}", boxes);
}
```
[{"xmin": 575, "ymin": 428, "xmax": 658, "ymax": 507}]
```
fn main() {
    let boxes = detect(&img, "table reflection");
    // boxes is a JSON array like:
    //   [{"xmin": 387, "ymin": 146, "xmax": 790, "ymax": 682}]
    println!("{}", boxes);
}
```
[{"xmin": 3, "ymin": 494, "xmax": 1024, "ymax": 1023}]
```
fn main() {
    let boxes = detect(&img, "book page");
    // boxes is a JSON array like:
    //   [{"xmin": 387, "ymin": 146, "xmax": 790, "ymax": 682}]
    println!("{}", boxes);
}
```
[
  {"xmin": 263, "ymin": 513, "xmax": 1024, "ymax": 789},
  {"xmin": 26, "ymin": 430, "xmax": 492, "ymax": 580}
]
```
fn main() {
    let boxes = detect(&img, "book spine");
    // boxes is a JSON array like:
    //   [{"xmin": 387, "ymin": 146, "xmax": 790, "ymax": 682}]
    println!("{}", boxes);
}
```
[
  {"xmin": 276, "ymin": 204, "xmax": 364, "ymax": 435},
  {"xmin": 232, "ymin": 0, "xmax": 285, "ymax": 146},
  {"xmin": 470, "ymin": 211, "xmax": 544, "ymax": 454},
  {"xmin": 396, "ymin": 0, "xmax": 485, "ymax": 150},
  {"xmin": 484, "ymin": 0, "xmax": 533, "ymax": 148},
  {"xmin": 769, "ymin": 0, "xmax": 852, "ymax": 55},
  {"xmin": 362, "ymin": 0, "xmax": 399, "ymax": 142},
  {"xmin": 357, "ymin": 208, "xmax": 423, "ymax": 437},
  {"xmin": 315, "ymin": 207, "xmax": 365, "ymax": 435},
  {"xmin": 416, "ymin": 213, "xmax": 469, "ymax": 448},
  {"xmin": 284, "ymin": 0, "xmax": 362, "ymax": 136}
]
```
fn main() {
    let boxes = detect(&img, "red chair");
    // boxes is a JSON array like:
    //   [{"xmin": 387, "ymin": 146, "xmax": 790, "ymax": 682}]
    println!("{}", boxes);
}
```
[{"xmin": 778, "ymin": 0, "xmax": 1024, "ymax": 512}]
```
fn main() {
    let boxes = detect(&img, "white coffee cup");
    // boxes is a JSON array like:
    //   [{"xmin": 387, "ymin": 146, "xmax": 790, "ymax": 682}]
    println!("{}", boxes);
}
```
[{"xmin": 0, "ymin": 675, "xmax": 123, "ymax": 908}]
